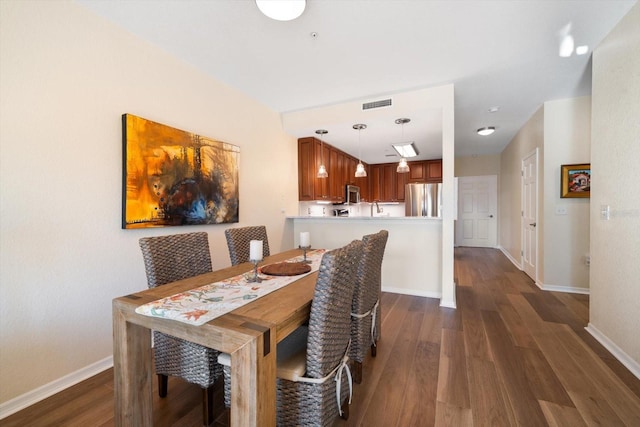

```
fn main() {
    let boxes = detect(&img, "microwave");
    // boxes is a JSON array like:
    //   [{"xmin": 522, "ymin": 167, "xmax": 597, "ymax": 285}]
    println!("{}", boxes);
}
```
[{"xmin": 345, "ymin": 185, "xmax": 360, "ymax": 204}]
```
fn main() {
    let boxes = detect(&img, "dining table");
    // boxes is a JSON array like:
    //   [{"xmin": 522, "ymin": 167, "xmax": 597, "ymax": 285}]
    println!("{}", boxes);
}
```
[{"xmin": 112, "ymin": 248, "xmax": 321, "ymax": 426}]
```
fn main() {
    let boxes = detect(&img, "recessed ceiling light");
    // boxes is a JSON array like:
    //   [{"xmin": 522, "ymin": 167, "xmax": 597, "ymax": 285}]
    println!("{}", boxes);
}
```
[
  {"xmin": 488, "ymin": 106, "xmax": 500, "ymax": 113},
  {"xmin": 477, "ymin": 127, "xmax": 496, "ymax": 136},
  {"xmin": 576, "ymin": 45, "xmax": 589, "ymax": 55},
  {"xmin": 256, "ymin": 0, "xmax": 306, "ymax": 21}
]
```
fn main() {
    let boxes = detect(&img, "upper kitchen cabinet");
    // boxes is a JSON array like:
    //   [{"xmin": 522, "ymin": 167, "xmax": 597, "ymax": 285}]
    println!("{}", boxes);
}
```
[
  {"xmin": 425, "ymin": 159, "xmax": 442, "ymax": 183},
  {"xmin": 346, "ymin": 157, "xmax": 370, "ymax": 201},
  {"xmin": 298, "ymin": 137, "xmax": 330, "ymax": 201},
  {"xmin": 407, "ymin": 159, "xmax": 442, "ymax": 183},
  {"xmin": 298, "ymin": 137, "xmax": 365, "ymax": 202},
  {"xmin": 369, "ymin": 164, "xmax": 406, "ymax": 202},
  {"xmin": 329, "ymin": 147, "xmax": 346, "ymax": 203}
]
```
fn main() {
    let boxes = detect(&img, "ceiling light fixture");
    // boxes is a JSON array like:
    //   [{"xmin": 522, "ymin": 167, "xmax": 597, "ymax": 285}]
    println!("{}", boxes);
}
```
[
  {"xmin": 353, "ymin": 124, "xmax": 367, "ymax": 178},
  {"xmin": 394, "ymin": 118, "xmax": 412, "ymax": 173},
  {"xmin": 477, "ymin": 126, "xmax": 496, "ymax": 136},
  {"xmin": 315, "ymin": 129, "xmax": 328, "ymax": 178},
  {"xmin": 256, "ymin": 0, "xmax": 306, "ymax": 21},
  {"xmin": 559, "ymin": 34, "xmax": 575, "ymax": 57},
  {"xmin": 576, "ymin": 45, "xmax": 589, "ymax": 55}
]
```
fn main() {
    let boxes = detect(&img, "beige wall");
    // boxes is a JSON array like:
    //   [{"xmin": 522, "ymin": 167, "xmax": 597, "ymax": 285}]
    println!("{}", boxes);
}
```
[
  {"xmin": 0, "ymin": 0, "xmax": 298, "ymax": 406},
  {"xmin": 455, "ymin": 154, "xmax": 501, "ymax": 177},
  {"xmin": 542, "ymin": 97, "xmax": 591, "ymax": 290},
  {"xmin": 589, "ymin": 3, "xmax": 640, "ymax": 370},
  {"xmin": 499, "ymin": 107, "xmax": 544, "ymax": 276}
]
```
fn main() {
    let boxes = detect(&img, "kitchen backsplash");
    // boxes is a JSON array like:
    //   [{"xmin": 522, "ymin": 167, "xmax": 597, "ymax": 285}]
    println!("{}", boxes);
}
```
[{"xmin": 298, "ymin": 202, "xmax": 405, "ymax": 217}]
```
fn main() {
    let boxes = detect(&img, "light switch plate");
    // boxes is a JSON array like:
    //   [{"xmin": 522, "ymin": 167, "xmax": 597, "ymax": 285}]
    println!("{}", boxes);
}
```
[{"xmin": 555, "ymin": 206, "xmax": 567, "ymax": 215}]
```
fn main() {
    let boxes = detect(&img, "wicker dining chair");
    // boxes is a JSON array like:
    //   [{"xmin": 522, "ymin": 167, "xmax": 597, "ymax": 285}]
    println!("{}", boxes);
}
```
[
  {"xmin": 138, "ymin": 232, "xmax": 222, "ymax": 426},
  {"xmin": 224, "ymin": 225, "xmax": 270, "ymax": 266},
  {"xmin": 350, "ymin": 230, "xmax": 389, "ymax": 384},
  {"xmin": 218, "ymin": 239, "xmax": 363, "ymax": 426}
]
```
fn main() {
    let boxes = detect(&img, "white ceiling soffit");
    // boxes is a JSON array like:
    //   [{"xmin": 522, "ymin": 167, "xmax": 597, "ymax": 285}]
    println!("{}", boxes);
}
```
[
  {"xmin": 77, "ymin": 0, "xmax": 636, "ymax": 159},
  {"xmin": 282, "ymin": 87, "xmax": 445, "ymax": 164}
]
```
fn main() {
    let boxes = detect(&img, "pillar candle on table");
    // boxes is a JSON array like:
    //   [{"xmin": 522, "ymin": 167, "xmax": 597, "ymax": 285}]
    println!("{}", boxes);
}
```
[
  {"xmin": 250, "ymin": 240, "xmax": 263, "ymax": 261},
  {"xmin": 300, "ymin": 232, "xmax": 310, "ymax": 247}
]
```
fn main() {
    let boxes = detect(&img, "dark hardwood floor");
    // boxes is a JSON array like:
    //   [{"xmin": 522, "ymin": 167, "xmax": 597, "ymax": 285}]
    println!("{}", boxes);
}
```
[{"xmin": 3, "ymin": 247, "xmax": 639, "ymax": 426}]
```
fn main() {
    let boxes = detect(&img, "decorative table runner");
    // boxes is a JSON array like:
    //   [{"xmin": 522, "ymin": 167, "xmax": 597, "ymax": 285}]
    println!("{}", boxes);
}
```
[{"xmin": 135, "ymin": 249, "xmax": 325, "ymax": 326}]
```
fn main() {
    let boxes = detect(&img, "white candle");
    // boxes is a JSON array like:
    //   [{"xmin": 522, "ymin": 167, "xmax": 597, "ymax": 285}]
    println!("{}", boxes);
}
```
[
  {"xmin": 250, "ymin": 240, "xmax": 263, "ymax": 261},
  {"xmin": 300, "ymin": 232, "xmax": 310, "ymax": 247}
]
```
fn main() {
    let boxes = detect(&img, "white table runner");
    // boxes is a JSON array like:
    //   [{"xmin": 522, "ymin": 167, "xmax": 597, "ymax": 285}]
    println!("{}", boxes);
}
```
[{"xmin": 135, "ymin": 250, "xmax": 325, "ymax": 326}]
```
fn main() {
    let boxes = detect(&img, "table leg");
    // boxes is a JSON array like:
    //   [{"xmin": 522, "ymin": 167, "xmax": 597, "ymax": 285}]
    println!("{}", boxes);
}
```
[
  {"xmin": 113, "ymin": 305, "xmax": 152, "ymax": 426},
  {"xmin": 230, "ymin": 323, "xmax": 276, "ymax": 427}
]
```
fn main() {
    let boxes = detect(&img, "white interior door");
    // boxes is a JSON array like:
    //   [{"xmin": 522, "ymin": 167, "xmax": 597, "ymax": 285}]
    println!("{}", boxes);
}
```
[
  {"xmin": 522, "ymin": 150, "xmax": 538, "ymax": 280},
  {"xmin": 455, "ymin": 175, "xmax": 497, "ymax": 247}
]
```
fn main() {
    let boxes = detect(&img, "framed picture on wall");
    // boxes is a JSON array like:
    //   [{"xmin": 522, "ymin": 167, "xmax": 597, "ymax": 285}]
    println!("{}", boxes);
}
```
[
  {"xmin": 560, "ymin": 163, "xmax": 591, "ymax": 198},
  {"xmin": 122, "ymin": 114, "xmax": 240, "ymax": 229}
]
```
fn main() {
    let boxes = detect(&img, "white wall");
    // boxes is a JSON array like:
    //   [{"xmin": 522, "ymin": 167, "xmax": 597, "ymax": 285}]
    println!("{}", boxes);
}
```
[
  {"xmin": 0, "ymin": 0, "xmax": 298, "ymax": 408},
  {"xmin": 589, "ymin": 3, "xmax": 640, "ymax": 373},
  {"xmin": 292, "ymin": 218, "xmax": 443, "ymax": 298},
  {"xmin": 542, "ymin": 97, "xmax": 591, "ymax": 291},
  {"xmin": 499, "ymin": 107, "xmax": 544, "ymax": 274}
]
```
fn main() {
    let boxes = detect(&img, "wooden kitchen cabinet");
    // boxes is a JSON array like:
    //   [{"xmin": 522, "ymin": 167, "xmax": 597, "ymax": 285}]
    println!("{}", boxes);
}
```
[
  {"xmin": 368, "ymin": 164, "xmax": 406, "ymax": 202},
  {"xmin": 425, "ymin": 159, "xmax": 442, "ymax": 182},
  {"xmin": 298, "ymin": 137, "xmax": 367, "ymax": 202},
  {"xmin": 298, "ymin": 137, "xmax": 330, "ymax": 201},
  {"xmin": 369, "ymin": 164, "xmax": 383, "ymax": 202},
  {"xmin": 396, "ymin": 170, "xmax": 408, "ymax": 201},
  {"xmin": 329, "ymin": 148, "xmax": 346, "ymax": 202},
  {"xmin": 408, "ymin": 161, "xmax": 426, "ymax": 182},
  {"xmin": 346, "ymin": 157, "xmax": 370, "ymax": 201},
  {"xmin": 381, "ymin": 164, "xmax": 397, "ymax": 201},
  {"xmin": 298, "ymin": 136, "xmax": 430, "ymax": 202}
]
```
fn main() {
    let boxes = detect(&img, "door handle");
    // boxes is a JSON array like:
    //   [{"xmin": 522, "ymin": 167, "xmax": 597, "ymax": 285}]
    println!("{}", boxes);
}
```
[
  {"xmin": 529, "ymin": 222, "xmax": 537, "ymax": 227},
  {"xmin": 489, "ymin": 215, "xmax": 494, "ymax": 218}
]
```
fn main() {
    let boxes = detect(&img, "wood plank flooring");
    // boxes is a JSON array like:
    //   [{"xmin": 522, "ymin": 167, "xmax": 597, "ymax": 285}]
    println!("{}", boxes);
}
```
[{"xmin": 3, "ymin": 247, "xmax": 639, "ymax": 426}]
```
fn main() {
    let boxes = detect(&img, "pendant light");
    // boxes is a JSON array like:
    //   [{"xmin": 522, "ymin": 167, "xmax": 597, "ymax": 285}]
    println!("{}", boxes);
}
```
[
  {"xmin": 353, "ymin": 124, "xmax": 367, "ymax": 178},
  {"xmin": 315, "ymin": 129, "xmax": 328, "ymax": 178},
  {"xmin": 395, "ymin": 118, "xmax": 411, "ymax": 173}
]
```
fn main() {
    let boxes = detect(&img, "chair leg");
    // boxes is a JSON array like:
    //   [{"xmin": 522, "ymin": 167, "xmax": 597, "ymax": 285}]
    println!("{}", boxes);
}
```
[
  {"xmin": 371, "ymin": 340, "xmax": 377, "ymax": 357},
  {"xmin": 202, "ymin": 385, "xmax": 215, "ymax": 426},
  {"xmin": 353, "ymin": 360, "xmax": 363, "ymax": 384},
  {"xmin": 158, "ymin": 374, "xmax": 168, "ymax": 398}
]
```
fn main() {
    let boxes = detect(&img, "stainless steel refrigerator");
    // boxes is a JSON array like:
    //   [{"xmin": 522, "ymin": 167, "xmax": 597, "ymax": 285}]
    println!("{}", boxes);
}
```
[{"xmin": 405, "ymin": 183, "xmax": 442, "ymax": 217}]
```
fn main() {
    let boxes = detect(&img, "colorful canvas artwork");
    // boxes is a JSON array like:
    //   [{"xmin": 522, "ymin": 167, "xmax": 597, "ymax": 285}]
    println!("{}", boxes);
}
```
[
  {"xmin": 560, "ymin": 163, "xmax": 590, "ymax": 198},
  {"xmin": 122, "ymin": 114, "xmax": 239, "ymax": 228}
]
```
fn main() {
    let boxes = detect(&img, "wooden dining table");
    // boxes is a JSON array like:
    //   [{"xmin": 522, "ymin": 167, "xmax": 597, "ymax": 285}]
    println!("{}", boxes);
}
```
[{"xmin": 112, "ymin": 248, "xmax": 318, "ymax": 426}]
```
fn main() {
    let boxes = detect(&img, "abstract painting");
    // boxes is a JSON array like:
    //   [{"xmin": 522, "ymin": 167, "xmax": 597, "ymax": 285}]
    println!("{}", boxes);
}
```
[{"xmin": 122, "ymin": 114, "xmax": 239, "ymax": 228}]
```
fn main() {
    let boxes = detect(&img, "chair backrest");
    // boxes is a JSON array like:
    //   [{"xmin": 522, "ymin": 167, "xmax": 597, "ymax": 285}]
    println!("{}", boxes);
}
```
[
  {"xmin": 352, "ymin": 230, "xmax": 389, "ymax": 315},
  {"xmin": 139, "ymin": 232, "xmax": 212, "ymax": 288},
  {"xmin": 306, "ymin": 239, "xmax": 363, "ymax": 379},
  {"xmin": 224, "ymin": 226, "xmax": 270, "ymax": 266}
]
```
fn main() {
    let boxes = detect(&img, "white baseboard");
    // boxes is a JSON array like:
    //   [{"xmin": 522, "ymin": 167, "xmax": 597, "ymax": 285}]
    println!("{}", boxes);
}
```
[
  {"xmin": 498, "ymin": 245, "xmax": 522, "ymax": 270},
  {"xmin": 536, "ymin": 282, "xmax": 590, "ymax": 295},
  {"xmin": 0, "ymin": 356, "xmax": 113, "ymax": 420},
  {"xmin": 382, "ymin": 286, "xmax": 441, "ymax": 300},
  {"xmin": 585, "ymin": 323, "xmax": 640, "ymax": 380}
]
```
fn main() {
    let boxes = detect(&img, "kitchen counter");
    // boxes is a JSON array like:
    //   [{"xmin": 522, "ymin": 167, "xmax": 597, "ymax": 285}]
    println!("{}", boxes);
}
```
[{"xmin": 288, "ymin": 216, "xmax": 442, "ymax": 299}]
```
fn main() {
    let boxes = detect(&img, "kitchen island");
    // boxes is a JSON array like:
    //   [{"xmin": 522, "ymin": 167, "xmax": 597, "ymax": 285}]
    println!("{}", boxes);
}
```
[{"xmin": 288, "ymin": 216, "xmax": 443, "ymax": 299}]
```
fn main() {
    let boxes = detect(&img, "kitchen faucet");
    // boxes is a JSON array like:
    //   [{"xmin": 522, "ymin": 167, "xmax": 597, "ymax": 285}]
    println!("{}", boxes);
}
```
[{"xmin": 370, "ymin": 201, "xmax": 382, "ymax": 216}]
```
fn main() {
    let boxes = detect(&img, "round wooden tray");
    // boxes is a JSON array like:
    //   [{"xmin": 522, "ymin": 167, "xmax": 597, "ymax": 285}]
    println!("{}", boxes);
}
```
[{"xmin": 261, "ymin": 261, "xmax": 311, "ymax": 276}]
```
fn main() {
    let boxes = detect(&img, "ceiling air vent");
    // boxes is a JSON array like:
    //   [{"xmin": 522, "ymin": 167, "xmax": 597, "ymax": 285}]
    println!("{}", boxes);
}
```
[{"xmin": 362, "ymin": 98, "xmax": 392, "ymax": 111}]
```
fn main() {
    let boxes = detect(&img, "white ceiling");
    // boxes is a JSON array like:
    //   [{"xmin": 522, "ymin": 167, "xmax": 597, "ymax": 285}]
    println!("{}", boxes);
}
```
[{"xmin": 77, "ymin": 0, "xmax": 635, "ymax": 163}]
